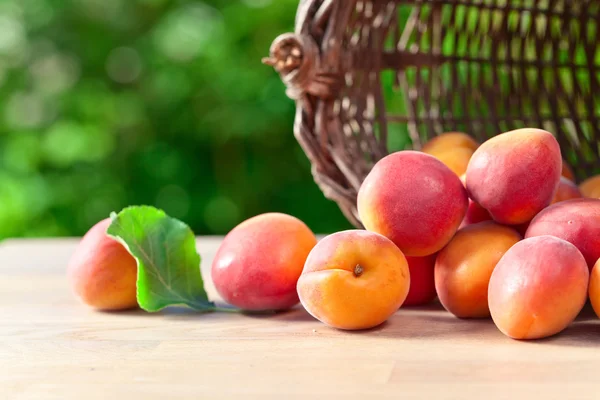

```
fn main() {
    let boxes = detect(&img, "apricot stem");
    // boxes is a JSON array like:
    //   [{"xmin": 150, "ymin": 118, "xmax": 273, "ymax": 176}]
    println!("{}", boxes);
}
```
[{"xmin": 354, "ymin": 264, "xmax": 364, "ymax": 277}]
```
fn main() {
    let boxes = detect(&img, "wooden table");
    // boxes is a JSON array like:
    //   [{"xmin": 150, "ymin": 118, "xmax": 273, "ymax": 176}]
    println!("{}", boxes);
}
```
[{"xmin": 1, "ymin": 238, "xmax": 600, "ymax": 399}]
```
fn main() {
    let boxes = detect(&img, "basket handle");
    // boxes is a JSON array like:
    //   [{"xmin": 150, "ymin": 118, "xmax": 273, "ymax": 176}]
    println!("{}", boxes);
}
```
[{"xmin": 262, "ymin": 33, "xmax": 342, "ymax": 100}]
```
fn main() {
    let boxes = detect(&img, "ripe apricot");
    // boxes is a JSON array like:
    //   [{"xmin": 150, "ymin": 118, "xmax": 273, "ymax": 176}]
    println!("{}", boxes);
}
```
[
  {"xmin": 422, "ymin": 132, "xmax": 479, "ymax": 154},
  {"xmin": 422, "ymin": 133, "xmax": 478, "ymax": 177},
  {"xmin": 580, "ymin": 175, "xmax": 600, "ymax": 199},
  {"xmin": 488, "ymin": 236, "xmax": 588, "ymax": 340},
  {"xmin": 212, "ymin": 213, "xmax": 317, "ymax": 311},
  {"xmin": 67, "ymin": 218, "xmax": 138, "ymax": 311},
  {"xmin": 460, "ymin": 200, "xmax": 492, "ymax": 228},
  {"xmin": 403, "ymin": 254, "xmax": 437, "ymax": 307},
  {"xmin": 358, "ymin": 151, "xmax": 467, "ymax": 257},
  {"xmin": 551, "ymin": 177, "xmax": 582, "ymax": 204},
  {"xmin": 466, "ymin": 128, "xmax": 561, "ymax": 225},
  {"xmin": 435, "ymin": 222, "xmax": 521, "ymax": 318},
  {"xmin": 589, "ymin": 259, "xmax": 600, "ymax": 319},
  {"xmin": 297, "ymin": 230, "xmax": 410, "ymax": 330},
  {"xmin": 427, "ymin": 147, "xmax": 474, "ymax": 177},
  {"xmin": 526, "ymin": 199, "xmax": 600, "ymax": 270},
  {"xmin": 458, "ymin": 174, "xmax": 492, "ymax": 228}
]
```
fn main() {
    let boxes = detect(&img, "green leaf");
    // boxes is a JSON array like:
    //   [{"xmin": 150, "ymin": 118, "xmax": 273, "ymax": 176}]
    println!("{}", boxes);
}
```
[{"xmin": 106, "ymin": 205, "xmax": 215, "ymax": 312}]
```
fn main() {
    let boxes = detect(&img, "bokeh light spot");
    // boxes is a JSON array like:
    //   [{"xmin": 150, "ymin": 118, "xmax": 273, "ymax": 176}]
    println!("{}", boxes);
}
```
[
  {"xmin": 204, "ymin": 195, "xmax": 240, "ymax": 233},
  {"xmin": 5, "ymin": 92, "xmax": 47, "ymax": 129},
  {"xmin": 156, "ymin": 185, "xmax": 190, "ymax": 219},
  {"xmin": 0, "ymin": 14, "xmax": 26, "ymax": 56},
  {"xmin": 75, "ymin": 0, "xmax": 122, "ymax": 23},
  {"xmin": 106, "ymin": 47, "xmax": 142, "ymax": 84},
  {"xmin": 154, "ymin": 3, "xmax": 223, "ymax": 62},
  {"xmin": 30, "ymin": 52, "xmax": 80, "ymax": 94},
  {"xmin": 21, "ymin": 0, "xmax": 54, "ymax": 29},
  {"xmin": 3, "ymin": 133, "xmax": 41, "ymax": 173},
  {"xmin": 42, "ymin": 121, "xmax": 115, "ymax": 167}
]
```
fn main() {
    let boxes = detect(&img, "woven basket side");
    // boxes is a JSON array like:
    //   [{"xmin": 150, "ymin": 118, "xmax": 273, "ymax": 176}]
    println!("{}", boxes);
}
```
[
  {"xmin": 380, "ymin": 2, "xmax": 600, "ymax": 180},
  {"xmin": 266, "ymin": 0, "xmax": 600, "ymax": 227},
  {"xmin": 263, "ymin": 0, "xmax": 364, "ymax": 225}
]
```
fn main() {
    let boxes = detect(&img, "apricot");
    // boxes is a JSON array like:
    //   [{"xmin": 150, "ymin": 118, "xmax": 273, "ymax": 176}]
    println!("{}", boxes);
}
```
[
  {"xmin": 403, "ymin": 254, "xmax": 437, "ymax": 306},
  {"xmin": 297, "ymin": 230, "xmax": 410, "ymax": 330},
  {"xmin": 466, "ymin": 128, "xmax": 562, "ymax": 225},
  {"xmin": 460, "ymin": 200, "xmax": 492, "ymax": 228},
  {"xmin": 589, "ymin": 259, "xmax": 600, "ymax": 319},
  {"xmin": 212, "ymin": 213, "xmax": 317, "ymax": 311},
  {"xmin": 358, "ymin": 151, "xmax": 468, "ymax": 257},
  {"xmin": 513, "ymin": 221, "xmax": 531, "ymax": 237},
  {"xmin": 525, "ymin": 198, "xmax": 600, "ymax": 270},
  {"xmin": 427, "ymin": 147, "xmax": 474, "ymax": 177},
  {"xmin": 423, "ymin": 133, "xmax": 478, "ymax": 177},
  {"xmin": 488, "ymin": 236, "xmax": 589, "ymax": 340},
  {"xmin": 457, "ymin": 174, "xmax": 492, "ymax": 228},
  {"xmin": 434, "ymin": 222, "xmax": 521, "ymax": 318},
  {"xmin": 67, "ymin": 218, "xmax": 138, "ymax": 311},
  {"xmin": 561, "ymin": 160, "xmax": 576, "ymax": 182},
  {"xmin": 580, "ymin": 175, "xmax": 600, "ymax": 198},
  {"xmin": 422, "ymin": 132, "xmax": 479, "ymax": 154},
  {"xmin": 551, "ymin": 176, "xmax": 582, "ymax": 204}
]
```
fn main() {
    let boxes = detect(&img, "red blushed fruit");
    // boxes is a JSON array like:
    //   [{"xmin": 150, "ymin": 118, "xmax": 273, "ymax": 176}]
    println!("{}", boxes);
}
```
[
  {"xmin": 466, "ymin": 128, "xmax": 562, "ymax": 225},
  {"xmin": 402, "ymin": 255, "xmax": 437, "ymax": 306},
  {"xmin": 358, "ymin": 151, "xmax": 468, "ymax": 257},
  {"xmin": 458, "ymin": 174, "xmax": 492, "ymax": 229},
  {"xmin": 460, "ymin": 200, "xmax": 492, "ymax": 228},
  {"xmin": 211, "ymin": 213, "xmax": 317, "ymax": 311},
  {"xmin": 526, "ymin": 198, "xmax": 600, "ymax": 270},
  {"xmin": 67, "ymin": 218, "xmax": 138, "ymax": 311},
  {"xmin": 488, "ymin": 236, "xmax": 588, "ymax": 340},
  {"xmin": 551, "ymin": 176, "xmax": 582, "ymax": 204},
  {"xmin": 513, "ymin": 221, "xmax": 531, "ymax": 237}
]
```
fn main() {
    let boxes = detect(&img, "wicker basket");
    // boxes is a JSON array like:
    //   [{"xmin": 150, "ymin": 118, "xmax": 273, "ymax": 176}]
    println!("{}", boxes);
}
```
[{"xmin": 263, "ymin": 0, "xmax": 600, "ymax": 227}]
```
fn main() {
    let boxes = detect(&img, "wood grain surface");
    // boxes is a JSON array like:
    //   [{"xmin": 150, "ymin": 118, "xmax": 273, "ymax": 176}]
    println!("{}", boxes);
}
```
[{"xmin": 1, "ymin": 238, "xmax": 600, "ymax": 400}]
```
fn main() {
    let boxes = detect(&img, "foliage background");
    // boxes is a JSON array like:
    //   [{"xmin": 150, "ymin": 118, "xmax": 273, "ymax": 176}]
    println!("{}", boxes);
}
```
[{"xmin": 0, "ymin": 0, "xmax": 353, "ymax": 239}]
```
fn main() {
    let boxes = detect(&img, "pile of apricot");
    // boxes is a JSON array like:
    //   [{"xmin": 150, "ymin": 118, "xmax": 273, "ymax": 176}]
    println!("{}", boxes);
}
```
[
  {"xmin": 298, "ymin": 128, "xmax": 600, "ymax": 339},
  {"xmin": 68, "ymin": 128, "xmax": 600, "ymax": 341},
  {"xmin": 352, "ymin": 128, "xmax": 600, "ymax": 339}
]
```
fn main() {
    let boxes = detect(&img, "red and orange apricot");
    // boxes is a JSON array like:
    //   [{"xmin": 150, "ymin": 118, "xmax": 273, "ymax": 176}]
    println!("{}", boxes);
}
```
[
  {"xmin": 435, "ymin": 222, "xmax": 521, "ymax": 318},
  {"xmin": 358, "ymin": 151, "xmax": 468, "ymax": 257},
  {"xmin": 488, "ymin": 236, "xmax": 588, "ymax": 340},
  {"xmin": 68, "ymin": 218, "xmax": 138, "ymax": 311},
  {"xmin": 212, "ymin": 213, "xmax": 317, "ymax": 311},
  {"xmin": 297, "ymin": 230, "xmax": 410, "ymax": 330},
  {"xmin": 403, "ymin": 254, "xmax": 437, "ymax": 307},
  {"xmin": 466, "ymin": 128, "xmax": 561, "ymax": 225},
  {"xmin": 526, "ymin": 198, "xmax": 600, "ymax": 270}
]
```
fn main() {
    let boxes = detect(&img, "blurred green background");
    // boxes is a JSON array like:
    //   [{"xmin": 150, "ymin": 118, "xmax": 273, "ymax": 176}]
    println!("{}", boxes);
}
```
[
  {"xmin": 0, "ymin": 0, "xmax": 353, "ymax": 239},
  {"xmin": 2, "ymin": 0, "xmax": 597, "ymax": 238}
]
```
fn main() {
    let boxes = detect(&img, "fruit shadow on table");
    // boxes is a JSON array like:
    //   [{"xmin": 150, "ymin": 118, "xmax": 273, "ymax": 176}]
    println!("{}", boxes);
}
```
[{"xmin": 97, "ymin": 300, "xmax": 600, "ymax": 347}]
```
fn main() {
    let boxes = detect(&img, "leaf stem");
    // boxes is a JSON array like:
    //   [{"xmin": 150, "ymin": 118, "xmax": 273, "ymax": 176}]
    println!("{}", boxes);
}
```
[
  {"xmin": 188, "ymin": 302, "xmax": 276, "ymax": 315},
  {"xmin": 184, "ymin": 299, "xmax": 244, "ymax": 314},
  {"xmin": 212, "ymin": 306, "xmax": 244, "ymax": 313}
]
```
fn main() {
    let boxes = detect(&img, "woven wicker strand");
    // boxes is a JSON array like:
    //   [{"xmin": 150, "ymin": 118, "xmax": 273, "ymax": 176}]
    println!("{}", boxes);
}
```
[{"xmin": 264, "ymin": 0, "xmax": 600, "ymax": 228}]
